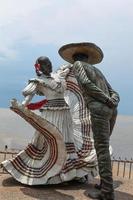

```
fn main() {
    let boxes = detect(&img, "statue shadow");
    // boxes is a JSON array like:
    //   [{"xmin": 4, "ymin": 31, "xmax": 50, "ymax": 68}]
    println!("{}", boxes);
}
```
[
  {"xmin": 2, "ymin": 176, "xmax": 22, "ymax": 187},
  {"xmin": 83, "ymin": 180, "xmax": 133, "ymax": 200},
  {"xmin": 84, "ymin": 188, "xmax": 133, "ymax": 200},
  {"xmin": 20, "ymin": 187, "xmax": 74, "ymax": 200},
  {"xmin": 2, "ymin": 177, "xmax": 133, "ymax": 200},
  {"xmin": 2, "ymin": 177, "xmax": 74, "ymax": 200}
]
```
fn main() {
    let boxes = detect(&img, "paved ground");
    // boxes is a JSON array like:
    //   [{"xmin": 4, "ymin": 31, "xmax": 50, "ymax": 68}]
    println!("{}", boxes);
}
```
[{"xmin": 0, "ymin": 172, "xmax": 133, "ymax": 200}]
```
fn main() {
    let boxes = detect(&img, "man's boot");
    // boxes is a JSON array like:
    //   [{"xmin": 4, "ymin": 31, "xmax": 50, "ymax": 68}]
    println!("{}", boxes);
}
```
[
  {"xmin": 98, "ymin": 192, "xmax": 115, "ymax": 200},
  {"xmin": 87, "ymin": 190, "xmax": 115, "ymax": 200},
  {"xmin": 94, "ymin": 180, "xmax": 102, "ymax": 190}
]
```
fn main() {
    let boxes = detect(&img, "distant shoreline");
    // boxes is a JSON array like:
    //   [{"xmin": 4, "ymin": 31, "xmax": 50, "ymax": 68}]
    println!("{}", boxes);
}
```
[{"xmin": 0, "ymin": 108, "xmax": 133, "ymax": 159}]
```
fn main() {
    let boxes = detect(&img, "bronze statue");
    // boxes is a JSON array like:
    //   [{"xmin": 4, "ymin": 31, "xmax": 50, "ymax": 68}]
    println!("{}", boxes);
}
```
[{"xmin": 59, "ymin": 42, "xmax": 120, "ymax": 200}]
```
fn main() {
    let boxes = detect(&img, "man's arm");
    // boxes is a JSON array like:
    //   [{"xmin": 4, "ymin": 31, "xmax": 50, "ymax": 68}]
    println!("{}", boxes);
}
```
[
  {"xmin": 105, "ymin": 80, "xmax": 120, "ymax": 107},
  {"xmin": 73, "ymin": 61, "xmax": 116, "ymax": 108},
  {"xmin": 73, "ymin": 61, "xmax": 111, "ymax": 104}
]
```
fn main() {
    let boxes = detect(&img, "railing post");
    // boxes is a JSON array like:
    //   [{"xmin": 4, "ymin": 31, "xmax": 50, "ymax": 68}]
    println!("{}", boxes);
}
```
[
  {"xmin": 3, "ymin": 145, "xmax": 8, "ymax": 160},
  {"xmin": 129, "ymin": 158, "xmax": 132, "ymax": 179},
  {"xmin": 117, "ymin": 157, "xmax": 121, "ymax": 176},
  {"xmin": 123, "ymin": 158, "xmax": 127, "ymax": 178},
  {"xmin": 3, "ymin": 145, "xmax": 8, "ymax": 173}
]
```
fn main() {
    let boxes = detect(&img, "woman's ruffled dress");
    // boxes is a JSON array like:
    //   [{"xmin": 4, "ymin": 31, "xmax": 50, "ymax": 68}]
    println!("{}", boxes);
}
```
[{"xmin": 2, "ymin": 67, "xmax": 97, "ymax": 185}]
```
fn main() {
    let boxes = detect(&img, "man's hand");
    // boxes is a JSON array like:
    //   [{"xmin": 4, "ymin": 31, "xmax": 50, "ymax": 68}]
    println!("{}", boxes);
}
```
[{"xmin": 106, "ymin": 97, "xmax": 118, "ymax": 108}]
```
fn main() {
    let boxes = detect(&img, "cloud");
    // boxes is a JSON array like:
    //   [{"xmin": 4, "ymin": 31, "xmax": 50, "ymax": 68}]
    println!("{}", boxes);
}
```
[
  {"xmin": 0, "ymin": 0, "xmax": 133, "ymax": 62},
  {"xmin": 0, "ymin": 0, "xmax": 133, "ymax": 115},
  {"xmin": 0, "ymin": 0, "xmax": 51, "ymax": 61}
]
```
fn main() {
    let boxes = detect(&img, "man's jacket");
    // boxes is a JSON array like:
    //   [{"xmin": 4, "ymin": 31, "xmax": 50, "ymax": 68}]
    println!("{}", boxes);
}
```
[{"xmin": 72, "ymin": 61, "xmax": 120, "ymax": 109}]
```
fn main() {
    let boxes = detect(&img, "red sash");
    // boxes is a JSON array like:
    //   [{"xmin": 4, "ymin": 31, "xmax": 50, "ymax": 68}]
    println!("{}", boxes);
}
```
[{"xmin": 27, "ymin": 99, "xmax": 48, "ymax": 110}]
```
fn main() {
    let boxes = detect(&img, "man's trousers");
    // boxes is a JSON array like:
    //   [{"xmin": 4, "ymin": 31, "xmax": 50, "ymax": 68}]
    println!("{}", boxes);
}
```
[{"xmin": 90, "ymin": 103, "xmax": 117, "ymax": 195}]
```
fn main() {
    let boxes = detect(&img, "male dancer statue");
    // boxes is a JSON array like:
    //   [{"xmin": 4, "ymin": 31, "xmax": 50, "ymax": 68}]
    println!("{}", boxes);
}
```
[{"xmin": 59, "ymin": 42, "xmax": 120, "ymax": 200}]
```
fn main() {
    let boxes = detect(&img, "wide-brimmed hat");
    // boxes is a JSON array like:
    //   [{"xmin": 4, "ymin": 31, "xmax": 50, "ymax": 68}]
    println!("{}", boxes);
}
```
[{"xmin": 58, "ymin": 42, "xmax": 104, "ymax": 64}]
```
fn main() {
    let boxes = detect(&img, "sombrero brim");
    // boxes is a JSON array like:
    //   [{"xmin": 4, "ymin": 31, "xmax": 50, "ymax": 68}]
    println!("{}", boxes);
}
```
[{"xmin": 58, "ymin": 42, "xmax": 104, "ymax": 64}]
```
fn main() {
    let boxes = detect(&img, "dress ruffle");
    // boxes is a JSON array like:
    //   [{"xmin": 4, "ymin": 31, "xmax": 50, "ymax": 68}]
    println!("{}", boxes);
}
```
[
  {"xmin": 2, "ymin": 68, "xmax": 98, "ymax": 185},
  {"xmin": 2, "ymin": 100, "xmax": 67, "ymax": 185}
]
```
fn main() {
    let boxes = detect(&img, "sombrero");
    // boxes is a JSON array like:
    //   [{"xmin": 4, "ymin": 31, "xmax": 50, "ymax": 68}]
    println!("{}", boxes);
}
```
[{"xmin": 58, "ymin": 42, "xmax": 104, "ymax": 64}]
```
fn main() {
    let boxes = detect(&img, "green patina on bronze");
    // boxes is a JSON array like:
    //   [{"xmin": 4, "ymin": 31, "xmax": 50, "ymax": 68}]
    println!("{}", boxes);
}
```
[{"xmin": 59, "ymin": 42, "xmax": 120, "ymax": 200}]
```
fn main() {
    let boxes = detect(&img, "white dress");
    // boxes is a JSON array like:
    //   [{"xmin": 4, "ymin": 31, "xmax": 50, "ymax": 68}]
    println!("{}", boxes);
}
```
[{"xmin": 2, "ymin": 68, "xmax": 97, "ymax": 185}]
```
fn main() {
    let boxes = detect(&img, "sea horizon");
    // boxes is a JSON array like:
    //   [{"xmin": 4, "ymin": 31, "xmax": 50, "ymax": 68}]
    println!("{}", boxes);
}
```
[{"xmin": 0, "ymin": 108, "xmax": 133, "ymax": 159}]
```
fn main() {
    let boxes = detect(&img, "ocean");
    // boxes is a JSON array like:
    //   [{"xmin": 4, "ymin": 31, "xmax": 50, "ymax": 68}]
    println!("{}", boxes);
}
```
[{"xmin": 0, "ymin": 108, "xmax": 133, "ymax": 159}]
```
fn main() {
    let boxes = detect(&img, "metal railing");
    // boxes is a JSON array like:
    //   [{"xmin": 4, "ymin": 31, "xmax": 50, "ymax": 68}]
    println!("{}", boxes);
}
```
[
  {"xmin": 0, "ymin": 146, "xmax": 19, "ymax": 174},
  {"xmin": 112, "ymin": 156, "xmax": 133, "ymax": 179},
  {"xmin": 0, "ymin": 146, "xmax": 133, "ymax": 179}
]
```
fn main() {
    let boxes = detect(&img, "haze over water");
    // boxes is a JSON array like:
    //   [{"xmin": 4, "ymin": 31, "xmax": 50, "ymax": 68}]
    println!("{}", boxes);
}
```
[{"xmin": 0, "ymin": 108, "xmax": 132, "ymax": 160}]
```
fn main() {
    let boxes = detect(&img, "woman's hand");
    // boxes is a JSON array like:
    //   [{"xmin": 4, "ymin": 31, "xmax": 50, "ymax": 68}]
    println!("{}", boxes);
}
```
[{"xmin": 10, "ymin": 98, "xmax": 17, "ymax": 107}]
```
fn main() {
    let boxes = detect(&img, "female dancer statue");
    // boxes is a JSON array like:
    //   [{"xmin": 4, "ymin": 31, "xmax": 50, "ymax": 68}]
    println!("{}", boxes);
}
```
[{"xmin": 2, "ymin": 56, "xmax": 97, "ymax": 185}]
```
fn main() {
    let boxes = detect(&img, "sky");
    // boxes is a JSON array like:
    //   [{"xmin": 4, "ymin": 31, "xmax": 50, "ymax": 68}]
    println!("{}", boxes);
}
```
[{"xmin": 0, "ymin": 0, "xmax": 133, "ymax": 115}]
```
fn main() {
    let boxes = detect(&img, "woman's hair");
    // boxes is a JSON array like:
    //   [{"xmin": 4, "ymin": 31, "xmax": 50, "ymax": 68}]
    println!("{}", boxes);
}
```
[
  {"xmin": 35, "ymin": 56, "xmax": 52, "ymax": 76},
  {"xmin": 36, "ymin": 56, "xmax": 51, "ymax": 65}
]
